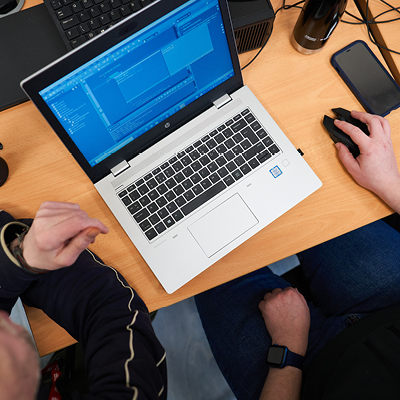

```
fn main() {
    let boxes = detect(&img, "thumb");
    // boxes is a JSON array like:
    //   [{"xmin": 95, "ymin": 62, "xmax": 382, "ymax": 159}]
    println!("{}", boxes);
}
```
[{"xmin": 336, "ymin": 143, "xmax": 359, "ymax": 174}]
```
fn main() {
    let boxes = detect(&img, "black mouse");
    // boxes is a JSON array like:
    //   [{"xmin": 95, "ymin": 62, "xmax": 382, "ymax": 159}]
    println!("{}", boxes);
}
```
[
  {"xmin": 323, "ymin": 108, "xmax": 370, "ymax": 158},
  {"xmin": 0, "ymin": 157, "xmax": 9, "ymax": 186}
]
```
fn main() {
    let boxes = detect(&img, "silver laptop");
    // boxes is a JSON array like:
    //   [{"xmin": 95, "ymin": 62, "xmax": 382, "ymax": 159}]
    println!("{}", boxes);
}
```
[{"xmin": 21, "ymin": 0, "xmax": 322, "ymax": 293}]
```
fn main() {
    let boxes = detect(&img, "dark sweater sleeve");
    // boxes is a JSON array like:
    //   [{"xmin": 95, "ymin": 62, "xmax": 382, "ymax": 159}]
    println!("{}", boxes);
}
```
[
  {"xmin": 0, "ymin": 211, "xmax": 38, "ymax": 313},
  {"xmin": 0, "ymin": 210, "xmax": 167, "ymax": 399},
  {"xmin": 22, "ymin": 249, "xmax": 167, "ymax": 400}
]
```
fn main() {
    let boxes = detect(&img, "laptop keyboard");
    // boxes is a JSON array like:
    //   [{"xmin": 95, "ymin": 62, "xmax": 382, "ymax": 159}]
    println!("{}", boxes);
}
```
[
  {"xmin": 44, "ymin": 0, "xmax": 156, "ymax": 49},
  {"xmin": 117, "ymin": 108, "xmax": 281, "ymax": 241}
]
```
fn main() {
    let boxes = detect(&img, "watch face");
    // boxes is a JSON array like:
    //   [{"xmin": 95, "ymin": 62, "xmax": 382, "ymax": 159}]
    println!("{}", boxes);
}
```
[{"xmin": 267, "ymin": 346, "xmax": 287, "ymax": 366}]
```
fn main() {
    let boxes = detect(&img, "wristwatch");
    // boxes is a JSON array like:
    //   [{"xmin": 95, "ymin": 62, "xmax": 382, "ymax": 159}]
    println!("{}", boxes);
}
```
[{"xmin": 267, "ymin": 344, "xmax": 304, "ymax": 370}]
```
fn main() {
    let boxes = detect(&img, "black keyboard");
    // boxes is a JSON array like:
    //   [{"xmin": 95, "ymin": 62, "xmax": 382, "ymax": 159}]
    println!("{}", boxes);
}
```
[
  {"xmin": 117, "ymin": 108, "xmax": 281, "ymax": 242},
  {"xmin": 43, "ymin": 0, "xmax": 156, "ymax": 50}
]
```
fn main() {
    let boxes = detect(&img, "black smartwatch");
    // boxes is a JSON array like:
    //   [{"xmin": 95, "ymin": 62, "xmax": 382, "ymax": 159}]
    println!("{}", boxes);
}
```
[{"xmin": 267, "ymin": 344, "xmax": 304, "ymax": 370}]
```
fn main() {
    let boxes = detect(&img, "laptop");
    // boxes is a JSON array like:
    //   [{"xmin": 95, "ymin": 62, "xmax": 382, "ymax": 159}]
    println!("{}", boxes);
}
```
[{"xmin": 21, "ymin": 0, "xmax": 322, "ymax": 293}]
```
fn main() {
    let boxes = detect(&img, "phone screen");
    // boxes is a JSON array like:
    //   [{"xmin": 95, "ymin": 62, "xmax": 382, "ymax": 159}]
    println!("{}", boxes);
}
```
[{"xmin": 332, "ymin": 41, "xmax": 400, "ymax": 116}]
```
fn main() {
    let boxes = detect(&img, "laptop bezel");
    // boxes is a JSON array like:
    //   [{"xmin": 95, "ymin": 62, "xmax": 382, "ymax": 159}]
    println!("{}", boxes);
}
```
[{"xmin": 21, "ymin": 0, "xmax": 243, "ymax": 183}]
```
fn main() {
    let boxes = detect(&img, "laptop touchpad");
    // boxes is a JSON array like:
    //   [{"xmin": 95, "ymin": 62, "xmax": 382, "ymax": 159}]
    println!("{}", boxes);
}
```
[{"xmin": 188, "ymin": 194, "xmax": 258, "ymax": 257}]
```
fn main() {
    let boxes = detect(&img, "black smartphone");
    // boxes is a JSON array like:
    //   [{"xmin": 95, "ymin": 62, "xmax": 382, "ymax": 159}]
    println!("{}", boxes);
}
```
[{"xmin": 331, "ymin": 40, "xmax": 400, "ymax": 116}]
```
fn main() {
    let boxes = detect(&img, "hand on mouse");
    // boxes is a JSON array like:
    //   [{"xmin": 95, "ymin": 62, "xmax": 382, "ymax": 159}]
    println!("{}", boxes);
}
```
[{"xmin": 335, "ymin": 111, "xmax": 400, "ymax": 213}]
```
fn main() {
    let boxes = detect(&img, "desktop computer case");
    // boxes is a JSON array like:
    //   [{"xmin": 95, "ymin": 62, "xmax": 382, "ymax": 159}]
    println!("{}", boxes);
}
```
[{"xmin": 228, "ymin": 0, "xmax": 275, "ymax": 54}]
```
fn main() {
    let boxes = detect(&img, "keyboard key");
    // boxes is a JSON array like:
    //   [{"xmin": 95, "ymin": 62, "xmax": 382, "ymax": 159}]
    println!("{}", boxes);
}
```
[
  {"xmin": 118, "ymin": 190, "xmax": 128, "ymax": 198},
  {"xmin": 137, "ymin": 183, "xmax": 149, "ymax": 195},
  {"xmin": 172, "ymin": 210, "xmax": 184, "ymax": 222},
  {"xmin": 241, "ymin": 126, "xmax": 258, "ymax": 144},
  {"xmin": 249, "ymin": 157, "xmax": 260, "ymax": 169},
  {"xmin": 89, "ymin": 5, "xmax": 101, "ymax": 16},
  {"xmin": 175, "ymin": 196, "xmax": 186, "ymax": 207},
  {"xmin": 121, "ymin": 196, "xmax": 132, "ymax": 206},
  {"xmin": 61, "ymin": 14, "xmax": 80, "ymax": 29},
  {"xmin": 164, "ymin": 216, "xmax": 175, "ymax": 228},
  {"xmin": 200, "ymin": 178, "xmax": 212, "ymax": 190},
  {"xmin": 166, "ymin": 202, "xmax": 178, "ymax": 213},
  {"xmin": 183, "ymin": 190, "xmax": 195, "ymax": 201},
  {"xmin": 57, "ymin": 6, "xmax": 73, "ymax": 19},
  {"xmin": 133, "ymin": 209, "xmax": 149, "ymax": 223},
  {"xmin": 130, "ymin": 0, "xmax": 142, "ymax": 11},
  {"xmin": 232, "ymin": 169, "xmax": 243, "ymax": 181},
  {"xmin": 70, "ymin": 36, "xmax": 86, "ymax": 49},
  {"xmin": 223, "ymin": 175, "xmax": 235, "ymax": 186},
  {"xmin": 148, "ymin": 202, "xmax": 158, "ymax": 214},
  {"xmin": 149, "ymin": 214, "xmax": 160, "ymax": 225},
  {"xmin": 269, "ymin": 144, "xmax": 280, "ymax": 155},
  {"xmin": 129, "ymin": 190, "xmax": 140, "ymax": 201},
  {"xmin": 100, "ymin": 13, "xmax": 111, "ymax": 24},
  {"xmin": 51, "ymin": 0, "xmax": 63, "ymax": 10},
  {"xmin": 66, "ymin": 27, "xmax": 80, "ymax": 39},
  {"xmin": 79, "ymin": 22, "xmax": 90, "ymax": 33},
  {"xmin": 100, "ymin": 1, "xmax": 111, "ymax": 11},
  {"xmin": 240, "ymin": 163, "xmax": 252, "ymax": 175},
  {"xmin": 173, "ymin": 185, "xmax": 184, "ymax": 196},
  {"xmin": 139, "ymin": 196, "xmax": 150, "ymax": 207},
  {"xmin": 147, "ymin": 178, "xmax": 157, "ymax": 189},
  {"xmin": 89, "ymin": 17, "xmax": 100, "ymax": 29},
  {"xmin": 165, "ymin": 191, "xmax": 176, "ymax": 202},
  {"xmin": 251, "ymin": 121, "xmax": 262, "ymax": 131},
  {"xmin": 157, "ymin": 207, "xmax": 169, "ymax": 219},
  {"xmin": 244, "ymin": 113, "xmax": 255, "ymax": 123},
  {"xmin": 231, "ymin": 119, "xmax": 247, "ymax": 132},
  {"xmin": 110, "ymin": 9, "xmax": 121, "ymax": 20},
  {"xmin": 157, "ymin": 183, "xmax": 167, "ymax": 195},
  {"xmin": 257, "ymin": 150, "xmax": 272, "ymax": 163},
  {"xmin": 156, "ymin": 197, "xmax": 167, "ymax": 208},
  {"xmin": 110, "ymin": 0, "xmax": 121, "ymax": 7},
  {"xmin": 145, "ymin": 228, "xmax": 157, "ymax": 241},
  {"xmin": 182, "ymin": 181, "xmax": 226, "ymax": 216},
  {"xmin": 263, "ymin": 136, "xmax": 273, "ymax": 147},
  {"xmin": 82, "ymin": 0, "xmax": 93, "ymax": 7},
  {"xmin": 139, "ymin": 219, "xmax": 151, "ymax": 232},
  {"xmin": 154, "ymin": 222, "xmax": 166, "ymax": 235}
]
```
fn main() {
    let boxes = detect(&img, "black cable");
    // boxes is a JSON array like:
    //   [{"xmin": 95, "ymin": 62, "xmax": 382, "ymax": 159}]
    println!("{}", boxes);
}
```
[{"xmin": 341, "ymin": 0, "xmax": 400, "ymax": 55}]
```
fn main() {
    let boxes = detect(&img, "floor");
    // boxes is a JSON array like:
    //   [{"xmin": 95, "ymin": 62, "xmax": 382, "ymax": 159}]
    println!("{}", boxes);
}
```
[{"xmin": 10, "ymin": 255, "xmax": 299, "ymax": 399}]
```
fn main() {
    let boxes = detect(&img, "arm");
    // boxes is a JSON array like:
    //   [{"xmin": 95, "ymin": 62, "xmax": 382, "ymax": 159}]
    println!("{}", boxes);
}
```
[
  {"xmin": 258, "ymin": 287, "xmax": 310, "ymax": 400},
  {"xmin": 334, "ymin": 111, "xmax": 400, "ymax": 213},
  {"xmin": 2, "ymin": 202, "xmax": 167, "ymax": 399}
]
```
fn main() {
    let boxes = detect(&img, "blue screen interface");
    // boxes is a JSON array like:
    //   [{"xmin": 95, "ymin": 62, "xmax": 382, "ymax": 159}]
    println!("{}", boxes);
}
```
[{"xmin": 39, "ymin": 0, "xmax": 234, "ymax": 166}]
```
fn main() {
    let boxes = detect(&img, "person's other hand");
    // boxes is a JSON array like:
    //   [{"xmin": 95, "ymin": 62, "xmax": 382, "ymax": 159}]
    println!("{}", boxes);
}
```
[
  {"xmin": 259, "ymin": 287, "xmax": 310, "ymax": 356},
  {"xmin": 13, "ymin": 201, "xmax": 109, "ymax": 271},
  {"xmin": 335, "ymin": 111, "xmax": 400, "ymax": 204}
]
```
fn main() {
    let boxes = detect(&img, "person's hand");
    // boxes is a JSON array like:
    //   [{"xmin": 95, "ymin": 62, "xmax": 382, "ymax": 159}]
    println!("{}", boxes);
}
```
[
  {"xmin": 335, "ymin": 111, "xmax": 400, "ymax": 206},
  {"xmin": 259, "ymin": 287, "xmax": 310, "ymax": 356},
  {"xmin": 11, "ymin": 201, "xmax": 109, "ymax": 271}
]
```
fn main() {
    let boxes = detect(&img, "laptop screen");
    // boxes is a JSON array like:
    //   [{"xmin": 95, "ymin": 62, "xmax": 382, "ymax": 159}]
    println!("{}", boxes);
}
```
[{"xmin": 38, "ymin": 0, "xmax": 234, "ymax": 167}]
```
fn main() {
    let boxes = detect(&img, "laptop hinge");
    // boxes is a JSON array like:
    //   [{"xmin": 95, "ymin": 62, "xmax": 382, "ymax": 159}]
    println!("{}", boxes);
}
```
[
  {"xmin": 111, "ymin": 160, "xmax": 130, "ymax": 177},
  {"xmin": 213, "ymin": 94, "xmax": 232, "ymax": 109}
]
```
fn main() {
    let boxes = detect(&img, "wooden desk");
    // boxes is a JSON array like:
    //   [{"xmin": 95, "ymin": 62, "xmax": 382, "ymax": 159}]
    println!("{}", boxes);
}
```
[
  {"xmin": 3, "ymin": 0, "xmax": 399, "ymax": 356},
  {"xmin": 356, "ymin": 0, "xmax": 400, "ymax": 84}
]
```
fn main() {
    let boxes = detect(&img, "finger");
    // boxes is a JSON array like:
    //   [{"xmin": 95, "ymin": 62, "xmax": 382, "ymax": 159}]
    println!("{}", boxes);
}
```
[
  {"xmin": 38, "ymin": 201, "xmax": 81, "ymax": 211},
  {"xmin": 55, "ymin": 227, "xmax": 102, "ymax": 267},
  {"xmin": 336, "ymin": 143, "xmax": 360, "ymax": 174},
  {"xmin": 351, "ymin": 111, "xmax": 391, "ymax": 137},
  {"xmin": 334, "ymin": 119, "xmax": 370, "ymax": 149}
]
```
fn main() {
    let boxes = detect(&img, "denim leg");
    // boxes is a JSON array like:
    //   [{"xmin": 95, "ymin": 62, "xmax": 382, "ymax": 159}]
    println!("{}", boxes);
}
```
[
  {"xmin": 298, "ymin": 220, "xmax": 400, "ymax": 316},
  {"xmin": 195, "ymin": 266, "xmax": 290, "ymax": 400}
]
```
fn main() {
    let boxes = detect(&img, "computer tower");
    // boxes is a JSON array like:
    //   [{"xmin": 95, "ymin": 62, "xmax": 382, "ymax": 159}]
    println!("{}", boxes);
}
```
[{"xmin": 228, "ymin": 0, "xmax": 275, "ymax": 54}]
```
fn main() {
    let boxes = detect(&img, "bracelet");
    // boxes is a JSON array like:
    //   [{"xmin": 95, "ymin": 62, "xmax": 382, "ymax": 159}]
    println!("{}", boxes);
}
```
[{"xmin": 11, "ymin": 229, "xmax": 49, "ymax": 275}]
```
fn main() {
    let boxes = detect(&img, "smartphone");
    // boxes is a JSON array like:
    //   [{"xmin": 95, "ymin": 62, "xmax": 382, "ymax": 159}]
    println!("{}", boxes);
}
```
[{"xmin": 331, "ymin": 40, "xmax": 400, "ymax": 116}]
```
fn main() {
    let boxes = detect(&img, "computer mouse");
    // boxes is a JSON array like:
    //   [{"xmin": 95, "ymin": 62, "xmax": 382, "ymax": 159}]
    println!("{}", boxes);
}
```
[
  {"xmin": 323, "ymin": 108, "xmax": 370, "ymax": 158},
  {"xmin": 0, "ymin": 157, "xmax": 9, "ymax": 186}
]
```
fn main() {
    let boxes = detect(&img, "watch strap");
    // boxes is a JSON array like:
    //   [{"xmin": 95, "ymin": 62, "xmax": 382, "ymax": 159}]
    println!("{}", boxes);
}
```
[{"xmin": 284, "ymin": 347, "xmax": 304, "ymax": 370}]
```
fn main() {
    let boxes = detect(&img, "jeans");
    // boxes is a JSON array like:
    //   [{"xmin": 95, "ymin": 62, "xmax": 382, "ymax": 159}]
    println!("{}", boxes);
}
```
[{"xmin": 195, "ymin": 220, "xmax": 400, "ymax": 400}]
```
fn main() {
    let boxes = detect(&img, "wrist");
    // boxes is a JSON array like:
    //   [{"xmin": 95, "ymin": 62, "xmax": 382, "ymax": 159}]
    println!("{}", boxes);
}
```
[{"xmin": 9, "ymin": 229, "xmax": 48, "ymax": 275}]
